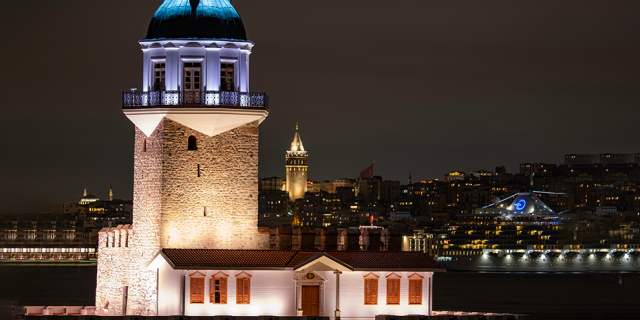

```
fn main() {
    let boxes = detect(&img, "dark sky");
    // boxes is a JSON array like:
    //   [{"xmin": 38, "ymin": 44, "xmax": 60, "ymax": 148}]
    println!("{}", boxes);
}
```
[{"xmin": 1, "ymin": 1, "xmax": 639, "ymax": 212}]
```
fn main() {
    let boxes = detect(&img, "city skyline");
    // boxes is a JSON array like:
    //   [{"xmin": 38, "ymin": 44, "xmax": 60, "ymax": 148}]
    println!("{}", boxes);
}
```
[{"xmin": 1, "ymin": 0, "xmax": 639, "ymax": 212}]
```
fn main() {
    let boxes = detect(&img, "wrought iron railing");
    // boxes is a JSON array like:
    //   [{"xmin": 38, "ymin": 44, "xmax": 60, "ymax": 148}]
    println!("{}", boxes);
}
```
[{"xmin": 123, "ymin": 90, "xmax": 269, "ymax": 108}]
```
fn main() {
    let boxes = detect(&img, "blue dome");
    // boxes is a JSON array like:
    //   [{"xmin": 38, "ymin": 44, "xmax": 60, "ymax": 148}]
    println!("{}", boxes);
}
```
[{"xmin": 145, "ymin": 0, "xmax": 247, "ymax": 41}]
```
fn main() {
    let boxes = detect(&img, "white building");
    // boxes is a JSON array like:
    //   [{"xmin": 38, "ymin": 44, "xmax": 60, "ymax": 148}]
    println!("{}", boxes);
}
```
[
  {"xmin": 149, "ymin": 250, "xmax": 444, "ymax": 318},
  {"xmin": 389, "ymin": 212, "xmax": 412, "ymax": 221},
  {"xmin": 595, "ymin": 206, "xmax": 618, "ymax": 216}
]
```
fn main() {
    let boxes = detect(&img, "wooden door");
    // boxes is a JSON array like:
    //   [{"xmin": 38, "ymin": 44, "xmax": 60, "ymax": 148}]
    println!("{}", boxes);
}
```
[{"xmin": 301, "ymin": 285, "xmax": 320, "ymax": 316}]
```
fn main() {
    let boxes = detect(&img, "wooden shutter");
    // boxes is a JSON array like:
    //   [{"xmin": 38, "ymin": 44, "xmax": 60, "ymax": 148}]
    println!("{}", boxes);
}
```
[
  {"xmin": 220, "ymin": 277, "xmax": 227, "ymax": 304},
  {"xmin": 364, "ymin": 278, "xmax": 378, "ymax": 305},
  {"xmin": 190, "ymin": 277, "xmax": 204, "ymax": 304},
  {"xmin": 236, "ymin": 278, "xmax": 243, "ymax": 303},
  {"xmin": 387, "ymin": 279, "xmax": 400, "ymax": 305},
  {"xmin": 409, "ymin": 279, "xmax": 422, "ymax": 305},
  {"xmin": 237, "ymin": 277, "xmax": 250, "ymax": 304}
]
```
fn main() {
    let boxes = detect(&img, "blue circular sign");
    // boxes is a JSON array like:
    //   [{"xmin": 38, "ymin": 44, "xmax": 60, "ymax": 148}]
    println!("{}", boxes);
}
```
[{"xmin": 514, "ymin": 199, "xmax": 527, "ymax": 211}]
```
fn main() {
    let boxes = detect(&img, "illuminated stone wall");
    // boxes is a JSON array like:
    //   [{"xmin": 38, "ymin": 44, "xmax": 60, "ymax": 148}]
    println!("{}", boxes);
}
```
[
  {"xmin": 159, "ymin": 118, "xmax": 266, "ymax": 250},
  {"xmin": 96, "ymin": 118, "xmax": 269, "ymax": 316}
]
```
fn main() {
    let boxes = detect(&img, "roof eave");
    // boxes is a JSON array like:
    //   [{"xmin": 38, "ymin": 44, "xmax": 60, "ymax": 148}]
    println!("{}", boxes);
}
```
[{"xmin": 353, "ymin": 268, "xmax": 446, "ymax": 273}]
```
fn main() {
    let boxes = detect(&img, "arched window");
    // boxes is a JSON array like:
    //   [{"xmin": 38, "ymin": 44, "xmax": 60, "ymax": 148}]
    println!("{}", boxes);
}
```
[{"xmin": 188, "ymin": 136, "xmax": 198, "ymax": 150}]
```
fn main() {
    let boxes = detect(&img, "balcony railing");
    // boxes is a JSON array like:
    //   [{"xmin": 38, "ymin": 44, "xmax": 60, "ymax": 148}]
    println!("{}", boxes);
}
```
[{"xmin": 123, "ymin": 90, "xmax": 269, "ymax": 108}]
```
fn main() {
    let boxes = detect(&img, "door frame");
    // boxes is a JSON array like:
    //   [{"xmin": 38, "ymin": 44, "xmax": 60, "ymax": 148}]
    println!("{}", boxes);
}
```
[
  {"xmin": 301, "ymin": 285, "xmax": 320, "ymax": 316},
  {"xmin": 293, "ymin": 271, "xmax": 326, "ymax": 316}
]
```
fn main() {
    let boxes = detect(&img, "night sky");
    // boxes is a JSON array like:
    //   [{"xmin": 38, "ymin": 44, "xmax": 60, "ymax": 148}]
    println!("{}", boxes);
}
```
[{"xmin": 1, "ymin": 1, "xmax": 639, "ymax": 212}]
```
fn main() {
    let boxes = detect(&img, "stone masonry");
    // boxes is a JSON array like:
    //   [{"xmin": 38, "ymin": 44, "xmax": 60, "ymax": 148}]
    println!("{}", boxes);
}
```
[{"xmin": 96, "ymin": 118, "xmax": 269, "ymax": 316}]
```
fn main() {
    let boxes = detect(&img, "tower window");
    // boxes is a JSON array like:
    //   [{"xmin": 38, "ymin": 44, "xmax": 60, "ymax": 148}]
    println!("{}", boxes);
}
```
[
  {"xmin": 198, "ymin": 164, "xmax": 201, "ymax": 178},
  {"xmin": 188, "ymin": 136, "xmax": 198, "ymax": 150},
  {"xmin": 220, "ymin": 63, "xmax": 235, "ymax": 92},
  {"xmin": 153, "ymin": 62, "xmax": 165, "ymax": 91},
  {"xmin": 143, "ymin": 138, "xmax": 147, "ymax": 152},
  {"xmin": 184, "ymin": 62, "xmax": 202, "ymax": 91}
]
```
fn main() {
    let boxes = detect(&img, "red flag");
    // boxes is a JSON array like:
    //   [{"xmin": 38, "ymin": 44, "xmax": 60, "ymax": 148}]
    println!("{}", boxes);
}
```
[{"xmin": 359, "ymin": 162, "xmax": 374, "ymax": 178}]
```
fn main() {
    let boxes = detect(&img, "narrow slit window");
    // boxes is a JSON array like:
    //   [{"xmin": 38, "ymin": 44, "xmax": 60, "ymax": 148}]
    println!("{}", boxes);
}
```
[
  {"xmin": 143, "ymin": 139, "xmax": 147, "ymax": 152},
  {"xmin": 198, "ymin": 164, "xmax": 201, "ymax": 178}
]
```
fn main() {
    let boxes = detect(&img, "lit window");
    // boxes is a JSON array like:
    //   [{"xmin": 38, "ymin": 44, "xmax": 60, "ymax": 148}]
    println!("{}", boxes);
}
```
[
  {"xmin": 211, "ymin": 272, "xmax": 228, "ymax": 304},
  {"xmin": 184, "ymin": 62, "xmax": 202, "ymax": 91},
  {"xmin": 153, "ymin": 62, "xmax": 165, "ymax": 91},
  {"xmin": 221, "ymin": 62, "xmax": 235, "ymax": 92}
]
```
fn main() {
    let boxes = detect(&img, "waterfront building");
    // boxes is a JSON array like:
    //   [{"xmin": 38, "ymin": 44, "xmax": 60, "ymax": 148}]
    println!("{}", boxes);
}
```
[
  {"xmin": 0, "ymin": 213, "xmax": 97, "ymax": 261},
  {"xmin": 97, "ymin": 0, "xmax": 271, "ymax": 315},
  {"xmin": 94, "ymin": 0, "xmax": 442, "ymax": 317},
  {"xmin": 437, "ymin": 192, "xmax": 640, "ymax": 272}
]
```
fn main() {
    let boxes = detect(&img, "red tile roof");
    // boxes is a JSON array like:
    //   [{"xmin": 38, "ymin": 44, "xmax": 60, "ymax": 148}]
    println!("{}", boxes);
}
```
[
  {"xmin": 325, "ymin": 251, "xmax": 443, "ymax": 270},
  {"xmin": 161, "ymin": 249, "xmax": 298, "ymax": 269},
  {"xmin": 160, "ymin": 249, "xmax": 444, "ymax": 271}
]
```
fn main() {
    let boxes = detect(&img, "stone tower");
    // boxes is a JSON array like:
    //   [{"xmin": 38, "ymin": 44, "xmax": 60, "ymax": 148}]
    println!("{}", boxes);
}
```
[
  {"xmin": 286, "ymin": 124, "xmax": 308, "ymax": 201},
  {"xmin": 96, "ymin": 0, "xmax": 270, "ymax": 316}
]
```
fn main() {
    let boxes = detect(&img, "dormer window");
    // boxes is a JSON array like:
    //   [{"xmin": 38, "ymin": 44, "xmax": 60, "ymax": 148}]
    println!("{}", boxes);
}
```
[
  {"xmin": 153, "ymin": 62, "xmax": 165, "ymax": 91},
  {"xmin": 221, "ymin": 63, "xmax": 235, "ymax": 91}
]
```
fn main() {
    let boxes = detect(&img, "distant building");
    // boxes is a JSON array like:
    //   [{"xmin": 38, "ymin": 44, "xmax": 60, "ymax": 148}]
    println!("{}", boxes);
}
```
[
  {"xmin": 469, "ymin": 170, "xmax": 493, "ymax": 178},
  {"xmin": 444, "ymin": 171, "xmax": 466, "ymax": 182},
  {"xmin": 334, "ymin": 178, "xmax": 357, "ymax": 192},
  {"xmin": 389, "ymin": 211, "xmax": 412, "ymax": 221},
  {"xmin": 357, "ymin": 176, "xmax": 382, "ymax": 202},
  {"xmin": 595, "ymin": 206, "xmax": 617, "ymax": 216},
  {"xmin": 79, "ymin": 186, "xmax": 99, "ymax": 205},
  {"xmin": 286, "ymin": 124, "xmax": 308, "ymax": 201},
  {"xmin": 258, "ymin": 213, "xmax": 294, "ymax": 229},
  {"xmin": 260, "ymin": 177, "xmax": 285, "ymax": 192},
  {"xmin": 519, "ymin": 163, "xmax": 556, "ymax": 176},
  {"xmin": 258, "ymin": 190, "xmax": 288, "ymax": 216},
  {"xmin": 564, "ymin": 153, "xmax": 640, "ymax": 165},
  {"xmin": 403, "ymin": 233, "xmax": 439, "ymax": 258}
]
